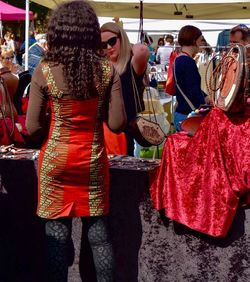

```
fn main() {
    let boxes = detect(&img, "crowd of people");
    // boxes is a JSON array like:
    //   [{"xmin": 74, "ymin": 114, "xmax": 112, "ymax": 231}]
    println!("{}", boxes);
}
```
[
  {"xmin": 143, "ymin": 33, "xmax": 175, "ymax": 68},
  {"xmin": 0, "ymin": 0, "xmax": 249, "ymax": 281}
]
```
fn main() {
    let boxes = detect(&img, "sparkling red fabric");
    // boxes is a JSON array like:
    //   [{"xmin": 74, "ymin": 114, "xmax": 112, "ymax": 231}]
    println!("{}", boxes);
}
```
[
  {"xmin": 0, "ymin": 117, "xmax": 24, "ymax": 145},
  {"xmin": 150, "ymin": 107, "xmax": 250, "ymax": 237}
]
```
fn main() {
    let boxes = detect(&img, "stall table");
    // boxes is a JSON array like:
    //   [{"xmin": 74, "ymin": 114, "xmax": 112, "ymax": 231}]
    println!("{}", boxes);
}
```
[{"xmin": 0, "ymin": 153, "xmax": 249, "ymax": 282}]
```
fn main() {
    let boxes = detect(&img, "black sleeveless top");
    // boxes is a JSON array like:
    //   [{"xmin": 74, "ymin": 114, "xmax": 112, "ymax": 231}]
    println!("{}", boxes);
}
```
[{"xmin": 120, "ymin": 60, "xmax": 145, "ymax": 124}]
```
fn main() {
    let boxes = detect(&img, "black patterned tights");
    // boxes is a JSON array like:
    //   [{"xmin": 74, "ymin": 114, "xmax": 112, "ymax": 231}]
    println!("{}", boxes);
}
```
[{"xmin": 45, "ymin": 216, "xmax": 114, "ymax": 282}]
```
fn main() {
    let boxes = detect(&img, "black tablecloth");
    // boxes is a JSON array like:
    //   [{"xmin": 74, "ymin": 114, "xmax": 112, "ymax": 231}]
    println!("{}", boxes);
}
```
[
  {"xmin": 138, "ymin": 198, "xmax": 250, "ymax": 282},
  {"xmin": 0, "ymin": 156, "xmax": 159, "ymax": 282},
  {"xmin": 0, "ymin": 156, "xmax": 249, "ymax": 282}
]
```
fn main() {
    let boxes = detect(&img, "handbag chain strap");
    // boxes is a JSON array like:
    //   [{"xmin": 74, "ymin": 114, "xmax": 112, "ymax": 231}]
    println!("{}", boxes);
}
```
[
  {"xmin": 0, "ymin": 76, "xmax": 15, "ymax": 137},
  {"xmin": 130, "ymin": 63, "xmax": 158, "ymax": 123},
  {"xmin": 173, "ymin": 59, "xmax": 196, "ymax": 111}
]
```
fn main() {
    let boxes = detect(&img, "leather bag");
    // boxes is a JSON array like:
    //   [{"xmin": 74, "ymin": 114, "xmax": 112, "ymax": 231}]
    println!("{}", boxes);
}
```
[
  {"xmin": 0, "ymin": 76, "xmax": 24, "ymax": 145},
  {"xmin": 130, "ymin": 65, "xmax": 165, "ymax": 147},
  {"xmin": 130, "ymin": 115, "xmax": 166, "ymax": 147}
]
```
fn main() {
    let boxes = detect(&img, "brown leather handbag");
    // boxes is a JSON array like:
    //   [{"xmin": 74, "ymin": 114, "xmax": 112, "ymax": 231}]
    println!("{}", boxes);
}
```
[
  {"xmin": 130, "ymin": 115, "xmax": 166, "ymax": 147},
  {"xmin": 129, "ymin": 66, "xmax": 166, "ymax": 147},
  {"xmin": 0, "ymin": 76, "xmax": 24, "ymax": 145}
]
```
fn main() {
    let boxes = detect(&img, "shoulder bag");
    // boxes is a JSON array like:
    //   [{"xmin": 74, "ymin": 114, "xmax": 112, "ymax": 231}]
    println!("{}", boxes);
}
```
[
  {"xmin": 0, "ymin": 76, "xmax": 24, "ymax": 145},
  {"xmin": 173, "ymin": 61, "xmax": 211, "ymax": 135},
  {"xmin": 129, "ymin": 64, "xmax": 166, "ymax": 147}
]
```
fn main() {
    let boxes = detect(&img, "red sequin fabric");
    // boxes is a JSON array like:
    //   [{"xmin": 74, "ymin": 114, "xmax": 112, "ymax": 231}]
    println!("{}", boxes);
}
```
[{"xmin": 150, "ymin": 107, "xmax": 250, "ymax": 237}]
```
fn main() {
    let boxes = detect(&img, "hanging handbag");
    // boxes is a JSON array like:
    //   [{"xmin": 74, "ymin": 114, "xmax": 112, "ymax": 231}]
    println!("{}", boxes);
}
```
[
  {"xmin": 165, "ymin": 50, "xmax": 178, "ymax": 95},
  {"xmin": 0, "ymin": 77, "xmax": 24, "ymax": 145},
  {"xmin": 129, "ymin": 65, "xmax": 166, "ymax": 147},
  {"xmin": 173, "ymin": 60, "xmax": 211, "ymax": 135}
]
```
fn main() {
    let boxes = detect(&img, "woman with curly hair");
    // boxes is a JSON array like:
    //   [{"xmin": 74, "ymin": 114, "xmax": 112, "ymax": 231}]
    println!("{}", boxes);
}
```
[
  {"xmin": 26, "ymin": 1, "xmax": 126, "ymax": 281},
  {"xmin": 101, "ymin": 22, "xmax": 149, "ymax": 156}
]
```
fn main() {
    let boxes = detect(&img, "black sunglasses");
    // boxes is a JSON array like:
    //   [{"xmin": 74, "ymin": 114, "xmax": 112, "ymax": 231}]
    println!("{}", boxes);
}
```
[
  {"xmin": 2, "ymin": 56, "xmax": 14, "ymax": 60},
  {"xmin": 101, "ymin": 36, "xmax": 119, "ymax": 49}
]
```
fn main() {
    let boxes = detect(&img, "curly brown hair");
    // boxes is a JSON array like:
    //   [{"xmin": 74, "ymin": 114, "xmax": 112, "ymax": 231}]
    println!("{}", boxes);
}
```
[{"xmin": 45, "ymin": 0, "xmax": 103, "ymax": 99}]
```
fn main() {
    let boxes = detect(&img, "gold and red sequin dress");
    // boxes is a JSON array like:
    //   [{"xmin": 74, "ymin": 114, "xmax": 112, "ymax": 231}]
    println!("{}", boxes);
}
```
[{"xmin": 32, "ymin": 62, "xmax": 113, "ymax": 219}]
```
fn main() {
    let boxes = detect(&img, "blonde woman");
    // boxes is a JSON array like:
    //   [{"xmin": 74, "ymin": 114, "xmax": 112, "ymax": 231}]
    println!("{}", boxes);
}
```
[
  {"xmin": 101, "ymin": 22, "xmax": 149, "ymax": 155},
  {"xmin": 1, "ymin": 49, "xmax": 24, "ymax": 75}
]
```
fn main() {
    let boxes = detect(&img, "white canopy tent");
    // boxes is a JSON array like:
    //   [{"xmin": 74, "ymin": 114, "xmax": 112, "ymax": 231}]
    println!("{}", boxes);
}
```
[
  {"xmin": 31, "ymin": 0, "xmax": 250, "ymax": 20},
  {"xmin": 25, "ymin": 1, "xmax": 250, "ymax": 68},
  {"xmin": 96, "ymin": 18, "xmax": 250, "ymax": 46}
]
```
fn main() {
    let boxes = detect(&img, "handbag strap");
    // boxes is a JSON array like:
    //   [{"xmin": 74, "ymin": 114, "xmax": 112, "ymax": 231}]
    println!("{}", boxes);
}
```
[
  {"xmin": 130, "ymin": 63, "xmax": 144, "ymax": 113},
  {"xmin": 144, "ymin": 86, "xmax": 158, "ymax": 122},
  {"xmin": 173, "ymin": 59, "xmax": 196, "ymax": 111},
  {"xmin": 130, "ymin": 63, "xmax": 158, "ymax": 122}
]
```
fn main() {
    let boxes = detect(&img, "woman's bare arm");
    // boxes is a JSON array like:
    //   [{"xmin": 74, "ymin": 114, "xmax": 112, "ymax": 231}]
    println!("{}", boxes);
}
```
[{"xmin": 107, "ymin": 67, "xmax": 127, "ymax": 133}]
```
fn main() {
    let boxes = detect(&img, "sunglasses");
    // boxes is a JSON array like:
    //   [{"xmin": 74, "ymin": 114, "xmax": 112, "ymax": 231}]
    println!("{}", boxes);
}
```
[
  {"xmin": 2, "ymin": 56, "xmax": 14, "ymax": 60},
  {"xmin": 101, "ymin": 36, "xmax": 119, "ymax": 49}
]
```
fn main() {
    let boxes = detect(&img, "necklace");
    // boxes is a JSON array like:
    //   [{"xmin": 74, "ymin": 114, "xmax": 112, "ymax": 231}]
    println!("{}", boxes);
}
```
[{"xmin": 180, "ymin": 50, "xmax": 191, "ymax": 57}]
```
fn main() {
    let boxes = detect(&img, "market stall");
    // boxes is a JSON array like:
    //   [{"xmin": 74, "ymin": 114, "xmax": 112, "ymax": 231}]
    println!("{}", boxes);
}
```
[{"xmin": 0, "ymin": 152, "xmax": 249, "ymax": 281}]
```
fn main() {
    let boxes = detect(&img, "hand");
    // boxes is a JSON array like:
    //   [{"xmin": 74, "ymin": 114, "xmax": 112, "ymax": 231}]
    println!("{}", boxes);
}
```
[{"xmin": 205, "ymin": 95, "xmax": 212, "ymax": 105}]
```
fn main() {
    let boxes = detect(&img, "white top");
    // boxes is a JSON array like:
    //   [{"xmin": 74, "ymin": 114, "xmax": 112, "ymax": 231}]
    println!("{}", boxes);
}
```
[
  {"xmin": 156, "ymin": 43, "xmax": 173, "ymax": 66},
  {"xmin": 5, "ymin": 39, "xmax": 15, "ymax": 52}
]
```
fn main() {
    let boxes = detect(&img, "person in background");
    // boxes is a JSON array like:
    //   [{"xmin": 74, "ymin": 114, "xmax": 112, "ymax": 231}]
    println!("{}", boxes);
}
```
[
  {"xmin": 0, "ymin": 52, "xmax": 19, "ymax": 121},
  {"xmin": 195, "ymin": 37, "xmax": 214, "ymax": 96},
  {"xmin": 1, "ymin": 49, "xmax": 24, "ymax": 75},
  {"xmin": 15, "ymin": 35, "xmax": 24, "ymax": 66},
  {"xmin": 144, "ymin": 34, "xmax": 156, "ymax": 65},
  {"xmin": 229, "ymin": 24, "xmax": 250, "ymax": 45},
  {"xmin": 0, "ymin": 49, "xmax": 27, "ymax": 138},
  {"xmin": 173, "ymin": 25, "xmax": 206, "ymax": 131},
  {"xmin": 0, "ymin": 51, "xmax": 25, "ymax": 146},
  {"xmin": 216, "ymin": 29, "xmax": 230, "ymax": 52},
  {"xmin": 156, "ymin": 34, "xmax": 174, "ymax": 68},
  {"xmin": 26, "ymin": 0, "xmax": 126, "ymax": 281},
  {"xmin": 157, "ymin": 37, "xmax": 164, "ymax": 49},
  {"xmin": 196, "ymin": 37, "xmax": 213, "ymax": 58},
  {"xmin": 154, "ymin": 37, "xmax": 164, "ymax": 57},
  {"xmin": 19, "ymin": 30, "xmax": 37, "ymax": 55},
  {"xmin": 22, "ymin": 33, "xmax": 47, "ymax": 75},
  {"xmin": 4, "ymin": 32, "xmax": 15, "ymax": 53},
  {"xmin": 101, "ymin": 22, "xmax": 149, "ymax": 156},
  {"xmin": 0, "ymin": 37, "xmax": 6, "ymax": 49}
]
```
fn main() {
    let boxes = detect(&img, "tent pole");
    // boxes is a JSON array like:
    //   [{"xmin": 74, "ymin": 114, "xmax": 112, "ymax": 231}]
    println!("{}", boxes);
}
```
[
  {"xmin": 25, "ymin": 0, "xmax": 30, "ymax": 71},
  {"xmin": 0, "ymin": 20, "xmax": 3, "ymax": 38}
]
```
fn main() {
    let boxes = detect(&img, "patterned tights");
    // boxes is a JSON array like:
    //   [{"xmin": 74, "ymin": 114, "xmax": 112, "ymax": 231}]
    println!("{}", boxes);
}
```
[{"xmin": 45, "ymin": 216, "xmax": 114, "ymax": 282}]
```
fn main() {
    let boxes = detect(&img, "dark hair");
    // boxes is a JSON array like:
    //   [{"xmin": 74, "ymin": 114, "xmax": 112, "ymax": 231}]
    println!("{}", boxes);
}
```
[
  {"xmin": 200, "ymin": 37, "xmax": 213, "ymax": 56},
  {"xmin": 230, "ymin": 24, "xmax": 250, "ymax": 41},
  {"xmin": 157, "ymin": 37, "xmax": 164, "ymax": 46},
  {"xmin": 164, "ymin": 34, "xmax": 174, "ymax": 42},
  {"xmin": 178, "ymin": 25, "xmax": 202, "ymax": 46},
  {"xmin": 45, "ymin": 0, "xmax": 103, "ymax": 99},
  {"xmin": 143, "ymin": 34, "xmax": 153, "ymax": 45}
]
